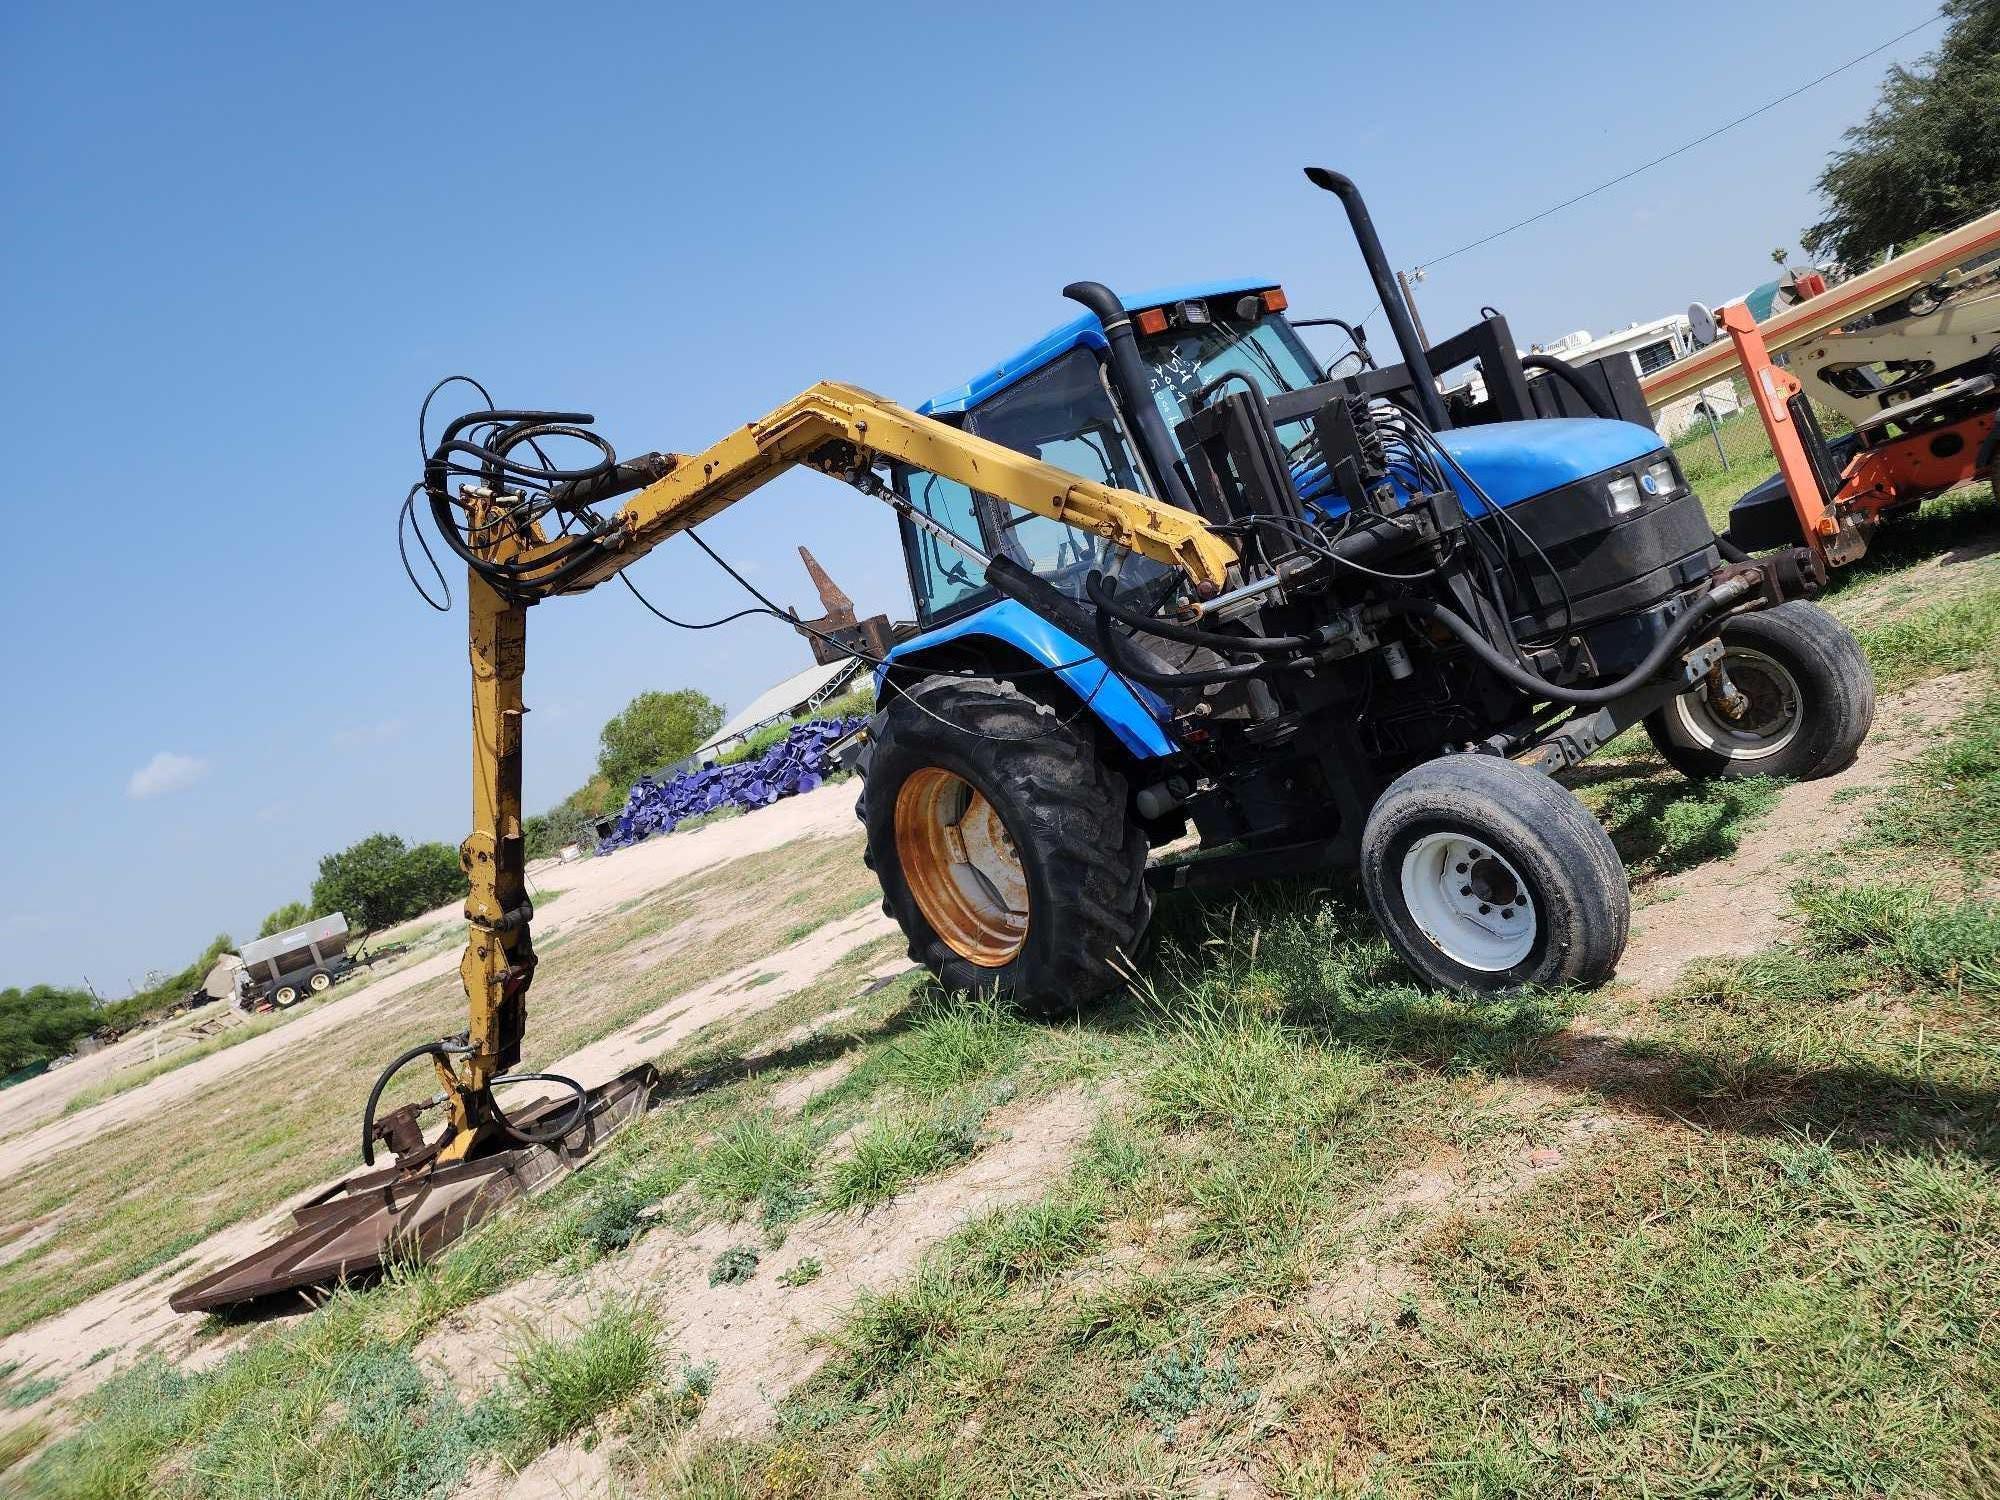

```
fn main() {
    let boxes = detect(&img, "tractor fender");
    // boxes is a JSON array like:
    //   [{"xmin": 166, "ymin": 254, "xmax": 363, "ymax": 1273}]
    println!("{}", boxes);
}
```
[{"xmin": 875, "ymin": 600, "xmax": 1178, "ymax": 761}]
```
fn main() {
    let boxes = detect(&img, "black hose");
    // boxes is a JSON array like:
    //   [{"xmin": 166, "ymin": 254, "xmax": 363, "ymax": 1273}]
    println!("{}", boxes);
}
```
[
  {"xmin": 1520, "ymin": 354, "xmax": 1615, "ymax": 420},
  {"xmin": 360, "ymin": 1040, "xmax": 469, "ymax": 1166},
  {"xmin": 1091, "ymin": 602, "xmax": 1292, "ymax": 688},
  {"xmin": 1084, "ymin": 571, "xmax": 1316, "ymax": 656},
  {"xmin": 488, "ymin": 1071, "xmax": 591, "ymax": 1148},
  {"xmin": 1370, "ymin": 586, "xmax": 1735, "ymax": 706}
]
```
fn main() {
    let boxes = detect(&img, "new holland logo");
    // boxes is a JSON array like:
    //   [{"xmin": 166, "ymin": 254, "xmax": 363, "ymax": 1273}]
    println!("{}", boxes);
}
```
[{"xmin": 1639, "ymin": 472, "xmax": 1661, "ymax": 495}]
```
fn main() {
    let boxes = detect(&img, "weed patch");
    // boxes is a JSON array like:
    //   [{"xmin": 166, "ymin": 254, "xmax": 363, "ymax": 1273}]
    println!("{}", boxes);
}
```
[
  {"xmin": 483, "ymin": 1300, "xmax": 659, "ymax": 1464},
  {"xmin": 823, "ymin": 1107, "xmax": 981, "ymax": 1211}
]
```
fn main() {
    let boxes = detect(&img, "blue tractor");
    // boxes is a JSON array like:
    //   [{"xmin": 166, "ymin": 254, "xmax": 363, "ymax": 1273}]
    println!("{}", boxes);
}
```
[{"xmin": 854, "ymin": 169, "xmax": 1873, "ymax": 1006}]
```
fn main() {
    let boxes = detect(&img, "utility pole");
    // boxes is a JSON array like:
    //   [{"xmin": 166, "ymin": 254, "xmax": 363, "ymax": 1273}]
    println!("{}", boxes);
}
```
[{"xmin": 1397, "ymin": 268, "xmax": 1433, "ymax": 348}]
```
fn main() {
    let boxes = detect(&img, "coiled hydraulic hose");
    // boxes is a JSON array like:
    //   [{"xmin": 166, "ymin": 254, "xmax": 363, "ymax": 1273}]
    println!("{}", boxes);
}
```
[{"xmin": 360, "ymin": 1041, "xmax": 590, "ymax": 1166}]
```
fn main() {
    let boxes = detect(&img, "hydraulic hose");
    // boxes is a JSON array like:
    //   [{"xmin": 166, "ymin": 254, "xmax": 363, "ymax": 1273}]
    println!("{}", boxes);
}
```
[
  {"xmin": 488, "ymin": 1071, "xmax": 591, "ymax": 1148},
  {"xmin": 360, "ymin": 1039, "xmax": 469, "ymax": 1167},
  {"xmin": 1090, "ymin": 602, "xmax": 1296, "ymax": 688},
  {"xmin": 1369, "ymin": 575, "xmax": 1751, "ymax": 707},
  {"xmin": 1519, "ymin": 354, "xmax": 1615, "ymax": 420},
  {"xmin": 1084, "ymin": 571, "xmax": 1317, "ymax": 656}
]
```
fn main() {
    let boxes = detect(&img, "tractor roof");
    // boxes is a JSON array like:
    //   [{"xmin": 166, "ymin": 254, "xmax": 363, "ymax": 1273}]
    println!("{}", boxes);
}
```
[{"xmin": 919, "ymin": 277, "xmax": 1280, "ymax": 417}]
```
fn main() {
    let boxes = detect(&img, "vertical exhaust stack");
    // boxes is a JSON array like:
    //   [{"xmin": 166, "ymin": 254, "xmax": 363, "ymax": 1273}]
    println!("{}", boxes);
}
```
[
  {"xmin": 1303, "ymin": 167, "xmax": 1450, "ymax": 431},
  {"xmin": 1061, "ymin": 280, "xmax": 1197, "ymax": 511}
]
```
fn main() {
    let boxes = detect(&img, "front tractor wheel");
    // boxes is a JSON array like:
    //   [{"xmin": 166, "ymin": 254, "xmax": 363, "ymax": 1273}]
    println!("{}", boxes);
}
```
[
  {"xmin": 1361, "ymin": 754, "xmax": 1629, "ymax": 995},
  {"xmin": 860, "ymin": 676, "xmax": 1151, "ymax": 1016},
  {"xmin": 1644, "ymin": 601, "xmax": 1874, "ymax": 782}
]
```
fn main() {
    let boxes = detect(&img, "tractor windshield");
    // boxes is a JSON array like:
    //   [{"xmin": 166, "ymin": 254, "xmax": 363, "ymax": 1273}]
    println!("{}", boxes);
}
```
[
  {"xmin": 1136, "ymin": 312, "xmax": 1322, "ymax": 434},
  {"xmin": 960, "ymin": 348, "xmax": 1174, "ymax": 600}
]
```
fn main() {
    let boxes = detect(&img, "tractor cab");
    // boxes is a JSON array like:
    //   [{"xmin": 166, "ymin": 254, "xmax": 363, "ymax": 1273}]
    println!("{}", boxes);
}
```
[{"xmin": 891, "ymin": 275, "xmax": 1694, "ymax": 660}]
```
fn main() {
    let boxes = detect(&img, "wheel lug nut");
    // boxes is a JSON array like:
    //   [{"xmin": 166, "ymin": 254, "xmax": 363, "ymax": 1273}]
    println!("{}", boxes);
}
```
[
  {"xmin": 1461, "ymin": 885, "xmax": 1473, "ymax": 896},
  {"xmin": 1501, "ymin": 908, "xmax": 1513, "ymax": 920},
  {"xmin": 1454, "ymin": 862, "xmax": 1468, "ymax": 874},
  {"xmin": 1479, "ymin": 903, "xmax": 1492, "ymax": 915}
]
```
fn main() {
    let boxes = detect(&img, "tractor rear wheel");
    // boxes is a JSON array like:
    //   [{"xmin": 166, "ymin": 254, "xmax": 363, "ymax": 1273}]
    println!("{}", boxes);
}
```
[
  {"xmin": 1360, "ymin": 754, "xmax": 1629, "ymax": 994},
  {"xmin": 859, "ymin": 675, "xmax": 1150, "ymax": 1016},
  {"xmin": 1644, "ymin": 601, "xmax": 1873, "ymax": 781}
]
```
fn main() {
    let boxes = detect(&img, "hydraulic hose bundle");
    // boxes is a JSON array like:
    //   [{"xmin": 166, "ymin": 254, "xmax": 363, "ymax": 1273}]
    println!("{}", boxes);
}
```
[{"xmin": 407, "ymin": 379, "xmax": 671, "ymax": 604}]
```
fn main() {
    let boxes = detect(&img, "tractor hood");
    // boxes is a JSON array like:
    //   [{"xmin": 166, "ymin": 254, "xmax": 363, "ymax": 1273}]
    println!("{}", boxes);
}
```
[
  {"xmin": 1434, "ymin": 418, "xmax": 1666, "ymax": 510},
  {"xmin": 1298, "ymin": 416, "xmax": 1666, "ymax": 519}
]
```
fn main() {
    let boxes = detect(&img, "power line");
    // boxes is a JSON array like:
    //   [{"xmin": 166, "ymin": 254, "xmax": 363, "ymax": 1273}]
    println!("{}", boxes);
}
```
[
  {"xmin": 1336, "ymin": 9, "xmax": 1946, "ymax": 334},
  {"xmin": 1417, "ymin": 12, "xmax": 1945, "ymax": 273}
]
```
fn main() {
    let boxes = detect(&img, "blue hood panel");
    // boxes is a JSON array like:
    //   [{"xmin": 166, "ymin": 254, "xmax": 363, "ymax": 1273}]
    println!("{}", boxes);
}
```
[{"xmin": 1298, "ymin": 417, "xmax": 1665, "ymax": 518}]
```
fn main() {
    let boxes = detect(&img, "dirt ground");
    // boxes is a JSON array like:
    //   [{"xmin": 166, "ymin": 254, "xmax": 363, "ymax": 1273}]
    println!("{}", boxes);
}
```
[
  {"xmin": 4, "ymin": 541, "xmax": 1993, "ymax": 1500},
  {"xmin": 0, "ymin": 793, "xmax": 886, "ymax": 1419},
  {"xmin": 1, "ymin": 662, "xmax": 1966, "ymax": 1459},
  {"xmin": 0, "ymin": 782, "xmax": 865, "ymax": 1175}
]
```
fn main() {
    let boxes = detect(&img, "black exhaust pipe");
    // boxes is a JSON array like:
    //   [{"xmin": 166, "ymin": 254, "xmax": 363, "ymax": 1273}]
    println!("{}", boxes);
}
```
[
  {"xmin": 1303, "ymin": 168, "xmax": 1449, "ymax": 431},
  {"xmin": 1062, "ymin": 280, "xmax": 1195, "ymax": 511}
]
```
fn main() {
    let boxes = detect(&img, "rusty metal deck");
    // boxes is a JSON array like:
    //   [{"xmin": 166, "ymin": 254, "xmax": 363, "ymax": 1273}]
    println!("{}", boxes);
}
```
[{"xmin": 170, "ymin": 1065, "xmax": 655, "ymax": 1314}]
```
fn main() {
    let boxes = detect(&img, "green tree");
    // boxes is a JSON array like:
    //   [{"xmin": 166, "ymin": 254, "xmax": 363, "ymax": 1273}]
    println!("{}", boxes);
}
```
[
  {"xmin": 1802, "ymin": 0, "xmax": 2000, "ymax": 266},
  {"xmin": 0, "ymin": 985, "xmax": 101, "ymax": 1074},
  {"xmin": 258, "ymin": 899, "xmax": 316, "ymax": 937},
  {"xmin": 596, "ymin": 689, "xmax": 724, "ymax": 795},
  {"xmin": 311, "ymin": 834, "xmax": 468, "ymax": 931}
]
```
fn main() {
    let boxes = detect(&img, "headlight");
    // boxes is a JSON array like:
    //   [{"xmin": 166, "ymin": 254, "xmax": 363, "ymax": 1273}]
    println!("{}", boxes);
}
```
[
  {"xmin": 1643, "ymin": 459, "xmax": 1679, "ymax": 498},
  {"xmin": 1607, "ymin": 474, "xmax": 1643, "ymax": 515}
]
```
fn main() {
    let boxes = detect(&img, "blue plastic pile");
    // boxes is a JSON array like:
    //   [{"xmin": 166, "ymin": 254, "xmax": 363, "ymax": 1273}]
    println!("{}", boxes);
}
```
[{"xmin": 599, "ymin": 716, "xmax": 864, "ymax": 852}]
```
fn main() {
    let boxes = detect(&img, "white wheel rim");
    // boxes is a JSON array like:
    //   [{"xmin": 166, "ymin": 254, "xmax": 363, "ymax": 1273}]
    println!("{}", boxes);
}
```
[
  {"xmin": 1670, "ymin": 647, "xmax": 1802, "ymax": 762},
  {"xmin": 1398, "ymin": 832, "xmax": 1537, "ymax": 972}
]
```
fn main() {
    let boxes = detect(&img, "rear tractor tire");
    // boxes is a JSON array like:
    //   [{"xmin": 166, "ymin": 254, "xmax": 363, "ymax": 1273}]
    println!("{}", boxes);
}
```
[
  {"xmin": 1361, "ymin": 753, "xmax": 1629, "ymax": 994},
  {"xmin": 858, "ymin": 675, "xmax": 1151, "ymax": 1017},
  {"xmin": 1644, "ymin": 600, "xmax": 1874, "ymax": 782}
]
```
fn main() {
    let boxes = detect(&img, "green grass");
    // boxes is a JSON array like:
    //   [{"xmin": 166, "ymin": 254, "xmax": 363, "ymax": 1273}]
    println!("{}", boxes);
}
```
[
  {"xmin": 1862, "ymin": 684, "xmax": 2000, "ymax": 871},
  {"xmin": 28, "ymin": 490, "xmax": 2000, "ymax": 1498},
  {"xmin": 0, "ymin": 832, "xmax": 880, "ymax": 1339},
  {"xmin": 694, "ymin": 1113, "xmax": 819, "ymax": 1226},
  {"xmin": 484, "ymin": 1300, "xmax": 660, "ymax": 1463},
  {"xmin": 1854, "ymin": 584, "xmax": 2000, "ymax": 690},
  {"xmin": 0, "ymin": 1419, "xmax": 50, "ymax": 1473},
  {"xmin": 60, "ymin": 1012, "xmax": 288, "ymax": 1115},
  {"xmin": 823, "ymin": 1107, "xmax": 981, "ymax": 1211}
]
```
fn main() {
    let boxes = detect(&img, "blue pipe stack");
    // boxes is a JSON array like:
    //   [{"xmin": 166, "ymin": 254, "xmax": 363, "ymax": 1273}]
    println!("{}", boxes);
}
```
[{"xmin": 599, "ymin": 716, "xmax": 864, "ymax": 852}]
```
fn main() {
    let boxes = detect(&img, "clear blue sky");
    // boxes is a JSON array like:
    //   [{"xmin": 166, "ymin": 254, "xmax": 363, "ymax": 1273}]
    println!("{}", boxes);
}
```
[{"xmin": 0, "ymin": 0, "xmax": 1943, "ymax": 993}]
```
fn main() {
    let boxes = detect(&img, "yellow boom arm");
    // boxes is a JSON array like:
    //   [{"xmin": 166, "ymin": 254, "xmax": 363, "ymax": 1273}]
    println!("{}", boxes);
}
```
[
  {"xmin": 507, "ymin": 381, "xmax": 1235, "ymax": 596},
  {"xmin": 436, "ymin": 381, "xmax": 1236, "ymax": 1161}
]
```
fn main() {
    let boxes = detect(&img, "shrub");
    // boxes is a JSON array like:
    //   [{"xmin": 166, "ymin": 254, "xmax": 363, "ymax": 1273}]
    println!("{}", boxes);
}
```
[{"xmin": 311, "ymin": 833, "xmax": 468, "ymax": 931}]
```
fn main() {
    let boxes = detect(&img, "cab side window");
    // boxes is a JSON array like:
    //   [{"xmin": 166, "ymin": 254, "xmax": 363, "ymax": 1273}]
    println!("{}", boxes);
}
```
[{"xmin": 898, "ymin": 469, "xmax": 989, "ymax": 621}]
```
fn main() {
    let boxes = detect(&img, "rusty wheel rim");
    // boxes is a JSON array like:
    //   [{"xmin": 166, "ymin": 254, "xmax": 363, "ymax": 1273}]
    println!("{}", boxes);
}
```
[{"xmin": 895, "ymin": 767, "xmax": 1029, "ymax": 966}]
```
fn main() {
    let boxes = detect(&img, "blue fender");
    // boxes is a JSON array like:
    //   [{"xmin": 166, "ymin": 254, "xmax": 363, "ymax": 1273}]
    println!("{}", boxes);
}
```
[{"xmin": 877, "ymin": 600, "xmax": 1179, "ymax": 760}]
